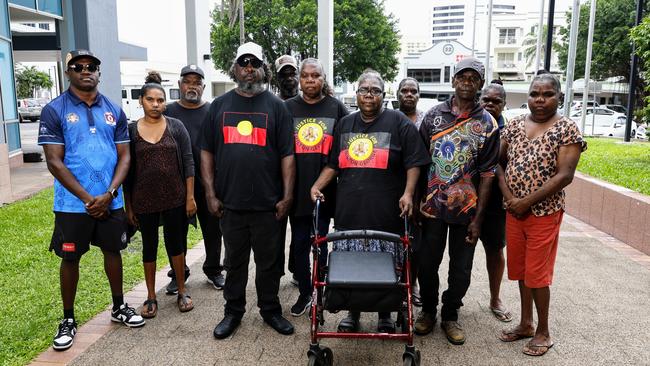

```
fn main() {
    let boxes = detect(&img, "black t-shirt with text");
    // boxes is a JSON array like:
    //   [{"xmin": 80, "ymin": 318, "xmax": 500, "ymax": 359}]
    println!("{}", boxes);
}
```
[
  {"xmin": 165, "ymin": 101, "xmax": 210, "ymax": 182},
  {"xmin": 329, "ymin": 109, "xmax": 430, "ymax": 234},
  {"xmin": 201, "ymin": 89, "xmax": 294, "ymax": 211},
  {"xmin": 285, "ymin": 95, "xmax": 349, "ymax": 217}
]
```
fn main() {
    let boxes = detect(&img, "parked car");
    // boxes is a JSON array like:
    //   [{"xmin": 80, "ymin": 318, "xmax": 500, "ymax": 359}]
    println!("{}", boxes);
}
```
[
  {"xmin": 503, "ymin": 107, "xmax": 529, "ymax": 121},
  {"xmin": 18, "ymin": 98, "xmax": 42, "ymax": 122},
  {"xmin": 570, "ymin": 107, "xmax": 637, "ymax": 138},
  {"xmin": 602, "ymin": 104, "xmax": 627, "ymax": 114},
  {"xmin": 570, "ymin": 100, "xmax": 599, "ymax": 110},
  {"xmin": 383, "ymin": 98, "xmax": 440, "ymax": 112}
]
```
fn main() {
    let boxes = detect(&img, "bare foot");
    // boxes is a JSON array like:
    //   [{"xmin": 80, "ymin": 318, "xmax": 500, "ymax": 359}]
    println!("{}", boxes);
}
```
[{"xmin": 498, "ymin": 324, "xmax": 535, "ymax": 342}]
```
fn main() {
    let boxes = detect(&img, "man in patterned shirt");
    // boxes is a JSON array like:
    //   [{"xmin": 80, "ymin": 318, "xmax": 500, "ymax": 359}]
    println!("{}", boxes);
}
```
[{"xmin": 415, "ymin": 57, "xmax": 499, "ymax": 345}]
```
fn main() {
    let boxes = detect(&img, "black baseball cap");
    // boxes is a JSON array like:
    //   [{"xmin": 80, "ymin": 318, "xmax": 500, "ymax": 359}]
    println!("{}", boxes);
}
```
[
  {"xmin": 180, "ymin": 64, "xmax": 205, "ymax": 78},
  {"xmin": 65, "ymin": 49, "xmax": 101, "ymax": 66}
]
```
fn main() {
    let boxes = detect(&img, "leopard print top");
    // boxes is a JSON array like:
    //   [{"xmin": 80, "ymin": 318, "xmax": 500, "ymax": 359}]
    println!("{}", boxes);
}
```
[{"xmin": 502, "ymin": 115, "xmax": 584, "ymax": 217}]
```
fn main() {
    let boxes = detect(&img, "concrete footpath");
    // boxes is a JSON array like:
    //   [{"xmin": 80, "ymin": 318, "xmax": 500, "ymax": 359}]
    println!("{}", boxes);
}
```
[{"xmin": 30, "ymin": 214, "xmax": 650, "ymax": 366}]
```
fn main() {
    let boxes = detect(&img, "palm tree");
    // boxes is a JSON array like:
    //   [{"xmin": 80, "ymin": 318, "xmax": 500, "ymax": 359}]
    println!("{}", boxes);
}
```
[{"xmin": 521, "ymin": 25, "xmax": 561, "ymax": 69}]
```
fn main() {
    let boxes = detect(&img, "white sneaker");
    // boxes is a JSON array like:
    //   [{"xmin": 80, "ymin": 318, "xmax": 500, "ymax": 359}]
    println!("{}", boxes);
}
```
[{"xmin": 110, "ymin": 303, "xmax": 145, "ymax": 328}]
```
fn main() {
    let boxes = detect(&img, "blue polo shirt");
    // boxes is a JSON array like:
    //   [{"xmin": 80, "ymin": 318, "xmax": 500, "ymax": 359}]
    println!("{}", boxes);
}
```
[{"xmin": 38, "ymin": 89, "xmax": 130, "ymax": 213}]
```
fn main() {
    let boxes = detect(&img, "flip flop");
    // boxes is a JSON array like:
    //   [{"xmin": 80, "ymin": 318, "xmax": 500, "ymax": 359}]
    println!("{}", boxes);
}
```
[
  {"xmin": 141, "ymin": 299, "xmax": 157, "ymax": 319},
  {"xmin": 490, "ymin": 306, "xmax": 513, "ymax": 322},
  {"xmin": 523, "ymin": 340, "xmax": 554, "ymax": 356},
  {"xmin": 177, "ymin": 292, "xmax": 194, "ymax": 313},
  {"xmin": 498, "ymin": 328, "xmax": 535, "ymax": 342}
]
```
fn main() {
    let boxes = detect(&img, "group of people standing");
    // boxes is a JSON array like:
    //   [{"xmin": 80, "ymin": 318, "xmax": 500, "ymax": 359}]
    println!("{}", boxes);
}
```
[{"xmin": 39, "ymin": 42, "xmax": 584, "ymax": 359}]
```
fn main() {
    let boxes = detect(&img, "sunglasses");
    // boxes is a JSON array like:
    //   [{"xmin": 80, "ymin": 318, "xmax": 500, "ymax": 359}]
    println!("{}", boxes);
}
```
[
  {"xmin": 237, "ymin": 57, "xmax": 263, "ymax": 69},
  {"xmin": 68, "ymin": 63, "xmax": 99, "ymax": 73}
]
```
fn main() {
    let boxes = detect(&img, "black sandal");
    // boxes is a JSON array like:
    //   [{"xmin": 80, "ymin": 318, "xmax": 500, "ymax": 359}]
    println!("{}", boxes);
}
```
[
  {"xmin": 141, "ymin": 299, "xmax": 157, "ymax": 318},
  {"xmin": 177, "ymin": 292, "xmax": 194, "ymax": 313}
]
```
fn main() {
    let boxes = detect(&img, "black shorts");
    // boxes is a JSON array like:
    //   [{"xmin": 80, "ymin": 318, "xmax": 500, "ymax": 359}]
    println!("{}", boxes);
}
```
[
  {"xmin": 50, "ymin": 209, "xmax": 129, "ymax": 261},
  {"xmin": 480, "ymin": 209, "xmax": 506, "ymax": 254}
]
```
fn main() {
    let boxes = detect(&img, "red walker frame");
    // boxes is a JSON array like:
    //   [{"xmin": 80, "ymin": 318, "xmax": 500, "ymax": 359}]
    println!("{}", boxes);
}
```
[{"xmin": 305, "ymin": 199, "xmax": 420, "ymax": 366}]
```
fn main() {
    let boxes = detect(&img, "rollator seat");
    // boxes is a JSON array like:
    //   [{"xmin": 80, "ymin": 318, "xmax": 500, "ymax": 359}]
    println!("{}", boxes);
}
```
[{"xmin": 326, "ymin": 251, "xmax": 397, "ymax": 288}]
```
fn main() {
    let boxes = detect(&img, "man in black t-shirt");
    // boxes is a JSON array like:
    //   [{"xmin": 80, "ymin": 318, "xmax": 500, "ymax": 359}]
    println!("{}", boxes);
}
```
[
  {"xmin": 164, "ymin": 64, "xmax": 225, "ymax": 294},
  {"xmin": 201, "ymin": 42, "xmax": 296, "ymax": 339},
  {"xmin": 285, "ymin": 58, "xmax": 349, "ymax": 317},
  {"xmin": 311, "ymin": 71, "xmax": 429, "ymax": 333},
  {"xmin": 275, "ymin": 55, "xmax": 298, "ymax": 100}
]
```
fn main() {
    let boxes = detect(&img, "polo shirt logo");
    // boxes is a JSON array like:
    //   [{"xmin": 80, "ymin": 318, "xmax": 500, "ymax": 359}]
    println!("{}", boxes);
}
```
[
  {"xmin": 66, "ymin": 113, "xmax": 79, "ymax": 123},
  {"xmin": 294, "ymin": 117, "xmax": 334, "ymax": 155},
  {"xmin": 339, "ymin": 132, "xmax": 390, "ymax": 169},
  {"xmin": 222, "ymin": 112, "xmax": 267, "ymax": 146},
  {"xmin": 104, "ymin": 112, "xmax": 116, "ymax": 126}
]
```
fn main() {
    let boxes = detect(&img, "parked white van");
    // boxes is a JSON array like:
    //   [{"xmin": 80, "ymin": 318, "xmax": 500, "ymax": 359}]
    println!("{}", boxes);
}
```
[{"xmin": 121, "ymin": 82, "xmax": 181, "ymax": 122}]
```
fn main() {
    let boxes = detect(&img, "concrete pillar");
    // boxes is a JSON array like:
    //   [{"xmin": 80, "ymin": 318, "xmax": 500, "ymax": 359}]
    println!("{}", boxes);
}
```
[
  {"xmin": 58, "ymin": 0, "xmax": 122, "ymax": 104},
  {"xmin": 185, "ymin": 0, "xmax": 214, "ymax": 100},
  {"xmin": 318, "ymin": 0, "xmax": 334, "ymax": 86},
  {"xmin": 0, "ymin": 143, "xmax": 12, "ymax": 204}
]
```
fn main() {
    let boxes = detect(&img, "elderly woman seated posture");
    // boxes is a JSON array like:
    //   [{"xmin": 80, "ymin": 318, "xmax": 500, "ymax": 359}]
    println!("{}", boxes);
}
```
[
  {"xmin": 497, "ymin": 73, "xmax": 585, "ymax": 357},
  {"xmin": 310, "ymin": 70, "xmax": 429, "ymax": 333}
]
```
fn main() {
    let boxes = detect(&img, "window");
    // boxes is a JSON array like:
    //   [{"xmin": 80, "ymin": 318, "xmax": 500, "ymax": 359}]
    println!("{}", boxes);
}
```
[
  {"xmin": 37, "ymin": 0, "xmax": 63, "ymax": 16},
  {"xmin": 432, "ymin": 11, "xmax": 464, "ymax": 17},
  {"xmin": 0, "ymin": 40, "xmax": 17, "ymax": 120},
  {"xmin": 407, "ymin": 69, "xmax": 441, "ymax": 83},
  {"xmin": 0, "ymin": 0, "xmax": 9, "ymax": 38},
  {"xmin": 444, "ymin": 66, "xmax": 451, "ymax": 83},
  {"xmin": 130, "ymin": 89, "xmax": 141, "ymax": 100},
  {"xmin": 169, "ymin": 88, "xmax": 180, "ymax": 100},
  {"xmin": 499, "ymin": 28, "xmax": 517, "ymax": 44},
  {"xmin": 121, "ymin": 90, "xmax": 127, "ymax": 99},
  {"xmin": 497, "ymin": 53, "xmax": 515, "ymax": 69},
  {"xmin": 38, "ymin": 23, "xmax": 50, "ymax": 30},
  {"xmin": 433, "ymin": 25, "xmax": 464, "ymax": 31},
  {"xmin": 9, "ymin": 0, "xmax": 36, "ymax": 10}
]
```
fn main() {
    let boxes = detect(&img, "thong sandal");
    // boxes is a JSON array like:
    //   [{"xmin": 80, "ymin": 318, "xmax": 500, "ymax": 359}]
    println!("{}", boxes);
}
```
[
  {"xmin": 141, "ymin": 299, "xmax": 157, "ymax": 319},
  {"xmin": 177, "ymin": 292, "xmax": 194, "ymax": 313},
  {"xmin": 523, "ymin": 340, "xmax": 554, "ymax": 356},
  {"xmin": 498, "ymin": 328, "xmax": 535, "ymax": 342},
  {"xmin": 490, "ymin": 306, "xmax": 513, "ymax": 322}
]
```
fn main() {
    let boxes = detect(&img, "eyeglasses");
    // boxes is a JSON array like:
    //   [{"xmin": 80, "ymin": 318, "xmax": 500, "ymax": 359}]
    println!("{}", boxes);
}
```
[
  {"xmin": 68, "ymin": 63, "xmax": 99, "ymax": 73},
  {"xmin": 357, "ymin": 87, "xmax": 383, "ymax": 97},
  {"xmin": 237, "ymin": 57, "xmax": 263, "ymax": 69}
]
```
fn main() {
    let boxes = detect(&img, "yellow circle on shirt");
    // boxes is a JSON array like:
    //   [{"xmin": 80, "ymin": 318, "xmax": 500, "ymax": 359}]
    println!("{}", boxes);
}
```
[
  {"xmin": 348, "ymin": 138, "xmax": 374, "ymax": 161},
  {"xmin": 298, "ymin": 123, "xmax": 324, "ymax": 147},
  {"xmin": 237, "ymin": 120, "xmax": 253, "ymax": 136}
]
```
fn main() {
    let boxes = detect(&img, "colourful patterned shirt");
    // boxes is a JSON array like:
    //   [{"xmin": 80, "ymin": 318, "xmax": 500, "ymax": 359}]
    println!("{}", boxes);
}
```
[
  {"xmin": 419, "ymin": 98, "xmax": 500, "ymax": 224},
  {"xmin": 502, "ymin": 115, "xmax": 585, "ymax": 216}
]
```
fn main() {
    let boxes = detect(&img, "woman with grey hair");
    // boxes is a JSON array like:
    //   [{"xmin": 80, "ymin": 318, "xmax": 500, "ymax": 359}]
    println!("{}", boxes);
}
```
[{"xmin": 310, "ymin": 70, "xmax": 429, "ymax": 333}]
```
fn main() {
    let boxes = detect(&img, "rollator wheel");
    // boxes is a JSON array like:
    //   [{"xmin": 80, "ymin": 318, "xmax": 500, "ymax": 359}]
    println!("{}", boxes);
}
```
[
  {"xmin": 402, "ymin": 350, "xmax": 420, "ymax": 366},
  {"xmin": 322, "ymin": 347, "xmax": 333, "ymax": 366},
  {"xmin": 307, "ymin": 355, "xmax": 318, "ymax": 366}
]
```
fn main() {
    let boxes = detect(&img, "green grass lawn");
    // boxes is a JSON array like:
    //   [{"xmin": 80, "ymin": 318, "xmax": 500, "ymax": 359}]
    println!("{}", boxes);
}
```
[
  {"xmin": 578, "ymin": 137, "xmax": 650, "ymax": 195},
  {"xmin": 0, "ymin": 189, "xmax": 204, "ymax": 366}
]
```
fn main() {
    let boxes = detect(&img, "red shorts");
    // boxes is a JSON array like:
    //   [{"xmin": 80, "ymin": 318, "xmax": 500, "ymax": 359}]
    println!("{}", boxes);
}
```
[{"xmin": 505, "ymin": 210, "xmax": 563, "ymax": 288}]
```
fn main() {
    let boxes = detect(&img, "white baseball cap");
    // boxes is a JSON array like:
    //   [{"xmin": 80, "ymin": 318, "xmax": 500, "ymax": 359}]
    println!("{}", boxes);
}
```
[{"xmin": 236, "ymin": 42, "xmax": 264, "ymax": 61}]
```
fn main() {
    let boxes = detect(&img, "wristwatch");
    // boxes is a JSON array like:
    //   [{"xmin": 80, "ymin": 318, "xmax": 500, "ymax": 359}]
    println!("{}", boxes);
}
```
[{"xmin": 108, "ymin": 187, "xmax": 118, "ymax": 199}]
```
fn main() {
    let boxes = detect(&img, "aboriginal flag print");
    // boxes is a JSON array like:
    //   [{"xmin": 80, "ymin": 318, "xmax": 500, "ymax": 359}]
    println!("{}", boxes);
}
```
[
  {"xmin": 339, "ymin": 132, "xmax": 390, "ymax": 169},
  {"xmin": 293, "ymin": 117, "xmax": 334, "ymax": 155},
  {"xmin": 222, "ymin": 112, "xmax": 267, "ymax": 146}
]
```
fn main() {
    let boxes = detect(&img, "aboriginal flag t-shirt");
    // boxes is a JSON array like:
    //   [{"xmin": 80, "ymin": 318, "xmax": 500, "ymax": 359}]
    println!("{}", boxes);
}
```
[
  {"xmin": 285, "ymin": 95, "xmax": 349, "ymax": 217},
  {"xmin": 201, "ymin": 89, "xmax": 294, "ymax": 211},
  {"xmin": 329, "ymin": 109, "xmax": 430, "ymax": 234}
]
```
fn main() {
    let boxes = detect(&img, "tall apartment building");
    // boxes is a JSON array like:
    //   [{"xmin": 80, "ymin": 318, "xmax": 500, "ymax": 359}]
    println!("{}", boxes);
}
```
[{"xmin": 427, "ymin": 0, "xmax": 572, "ymax": 80}]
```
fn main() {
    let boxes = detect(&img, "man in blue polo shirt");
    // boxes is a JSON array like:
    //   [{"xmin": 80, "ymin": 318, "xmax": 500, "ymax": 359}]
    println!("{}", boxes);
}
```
[{"xmin": 38, "ymin": 50, "xmax": 145, "ymax": 352}]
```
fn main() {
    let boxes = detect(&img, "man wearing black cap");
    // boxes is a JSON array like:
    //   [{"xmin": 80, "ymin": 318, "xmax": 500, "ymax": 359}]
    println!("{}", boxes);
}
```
[
  {"xmin": 202, "ymin": 42, "xmax": 296, "ymax": 339},
  {"xmin": 415, "ymin": 57, "xmax": 499, "ymax": 345},
  {"xmin": 163, "ymin": 64, "xmax": 225, "ymax": 294},
  {"xmin": 38, "ymin": 49, "xmax": 145, "ymax": 351}
]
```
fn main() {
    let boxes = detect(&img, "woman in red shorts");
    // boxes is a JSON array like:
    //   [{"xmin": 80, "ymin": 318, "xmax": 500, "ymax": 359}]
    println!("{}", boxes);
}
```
[{"xmin": 497, "ymin": 73, "xmax": 585, "ymax": 356}]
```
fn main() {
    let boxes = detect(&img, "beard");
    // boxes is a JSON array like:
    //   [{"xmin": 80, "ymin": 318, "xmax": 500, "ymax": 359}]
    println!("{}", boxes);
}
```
[
  {"xmin": 182, "ymin": 90, "xmax": 201, "ymax": 104},
  {"xmin": 237, "ymin": 80, "xmax": 266, "ymax": 95},
  {"xmin": 279, "ymin": 79, "xmax": 298, "ymax": 98}
]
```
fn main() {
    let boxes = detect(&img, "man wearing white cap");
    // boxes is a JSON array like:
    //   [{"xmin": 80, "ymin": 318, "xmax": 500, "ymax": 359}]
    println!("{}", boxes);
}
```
[
  {"xmin": 275, "ymin": 55, "xmax": 299, "ymax": 100},
  {"xmin": 201, "ymin": 42, "xmax": 296, "ymax": 339}
]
